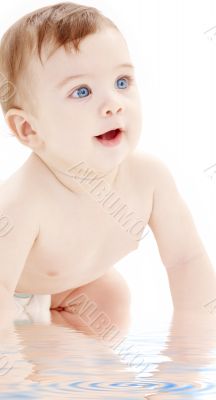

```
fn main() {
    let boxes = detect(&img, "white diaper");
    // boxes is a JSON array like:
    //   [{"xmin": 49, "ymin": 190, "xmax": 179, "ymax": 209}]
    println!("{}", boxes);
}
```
[{"xmin": 13, "ymin": 293, "xmax": 51, "ymax": 324}]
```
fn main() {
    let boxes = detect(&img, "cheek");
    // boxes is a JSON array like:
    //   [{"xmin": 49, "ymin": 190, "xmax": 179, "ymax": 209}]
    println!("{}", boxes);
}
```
[
  {"xmin": 130, "ymin": 94, "xmax": 143, "ymax": 128},
  {"xmin": 34, "ymin": 96, "xmax": 86, "ymax": 151},
  {"xmin": 37, "ymin": 101, "xmax": 68, "ymax": 135}
]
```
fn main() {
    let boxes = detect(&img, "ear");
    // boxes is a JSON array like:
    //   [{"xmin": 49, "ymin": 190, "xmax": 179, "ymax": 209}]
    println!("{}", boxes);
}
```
[{"xmin": 4, "ymin": 108, "xmax": 44, "ymax": 150}]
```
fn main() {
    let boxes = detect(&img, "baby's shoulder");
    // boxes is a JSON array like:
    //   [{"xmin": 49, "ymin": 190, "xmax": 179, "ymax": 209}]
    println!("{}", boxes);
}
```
[
  {"xmin": 125, "ymin": 151, "xmax": 178, "ymax": 202},
  {"xmin": 125, "ymin": 151, "xmax": 164, "ymax": 184},
  {"xmin": 0, "ymin": 160, "xmax": 42, "ymax": 241},
  {"xmin": 0, "ymin": 155, "xmax": 45, "ymax": 212},
  {"xmin": 118, "ymin": 151, "xmax": 163, "ymax": 222}
]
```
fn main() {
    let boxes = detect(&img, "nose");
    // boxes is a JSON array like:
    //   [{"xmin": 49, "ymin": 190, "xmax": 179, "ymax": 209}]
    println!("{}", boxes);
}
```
[{"xmin": 100, "ymin": 97, "xmax": 123, "ymax": 117}]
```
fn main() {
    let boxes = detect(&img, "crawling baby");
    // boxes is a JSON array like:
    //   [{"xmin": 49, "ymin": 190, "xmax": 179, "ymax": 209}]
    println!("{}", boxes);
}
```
[{"xmin": 0, "ymin": 2, "xmax": 215, "ymax": 327}]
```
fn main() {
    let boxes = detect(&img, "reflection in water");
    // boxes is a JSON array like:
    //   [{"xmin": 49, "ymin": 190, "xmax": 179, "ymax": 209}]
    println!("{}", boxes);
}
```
[
  {"xmin": 0, "ymin": 309, "xmax": 216, "ymax": 399},
  {"xmin": 0, "ymin": 268, "xmax": 216, "ymax": 399}
]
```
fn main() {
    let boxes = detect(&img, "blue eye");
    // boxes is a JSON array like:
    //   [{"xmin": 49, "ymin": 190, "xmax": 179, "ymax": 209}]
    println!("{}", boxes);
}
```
[
  {"xmin": 69, "ymin": 75, "xmax": 134, "ymax": 99},
  {"xmin": 73, "ymin": 87, "xmax": 90, "ymax": 98},
  {"xmin": 116, "ymin": 77, "xmax": 129, "ymax": 89}
]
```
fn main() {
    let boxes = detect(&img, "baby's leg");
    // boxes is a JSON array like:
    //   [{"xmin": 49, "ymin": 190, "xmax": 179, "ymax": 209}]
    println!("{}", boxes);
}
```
[{"xmin": 50, "ymin": 267, "xmax": 131, "ymax": 336}]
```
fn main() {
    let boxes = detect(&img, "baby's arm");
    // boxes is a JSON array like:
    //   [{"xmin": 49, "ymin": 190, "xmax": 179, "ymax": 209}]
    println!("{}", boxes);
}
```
[
  {"xmin": 147, "ymin": 156, "xmax": 216, "ymax": 314},
  {"xmin": 0, "ymin": 192, "xmax": 39, "ymax": 327}
]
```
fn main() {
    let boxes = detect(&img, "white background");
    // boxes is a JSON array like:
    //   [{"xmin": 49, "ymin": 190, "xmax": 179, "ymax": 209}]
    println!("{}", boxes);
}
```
[{"xmin": 0, "ymin": 0, "xmax": 216, "ymax": 328}]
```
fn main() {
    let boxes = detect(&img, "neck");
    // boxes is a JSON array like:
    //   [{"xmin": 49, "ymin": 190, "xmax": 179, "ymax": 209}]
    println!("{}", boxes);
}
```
[{"xmin": 31, "ymin": 153, "xmax": 121, "ymax": 196}]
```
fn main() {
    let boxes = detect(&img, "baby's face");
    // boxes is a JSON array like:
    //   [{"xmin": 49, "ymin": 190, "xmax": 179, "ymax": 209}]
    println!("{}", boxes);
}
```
[{"xmin": 30, "ymin": 27, "xmax": 143, "ymax": 173}]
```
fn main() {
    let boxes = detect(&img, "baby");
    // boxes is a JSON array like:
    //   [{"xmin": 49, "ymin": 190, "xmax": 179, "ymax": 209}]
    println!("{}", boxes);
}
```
[{"xmin": 0, "ymin": 2, "xmax": 216, "ymax": 327}]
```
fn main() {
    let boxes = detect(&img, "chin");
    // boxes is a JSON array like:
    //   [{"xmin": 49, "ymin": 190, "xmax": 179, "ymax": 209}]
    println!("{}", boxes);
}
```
[{"xmin": 94, "ymin": 152, "xmax": 128, "ymax": 172}]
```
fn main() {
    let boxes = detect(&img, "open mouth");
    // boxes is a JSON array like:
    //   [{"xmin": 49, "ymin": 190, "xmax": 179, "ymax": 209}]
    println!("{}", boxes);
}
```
[
  {"xmin": 94, "ymin": 128, "xmax": 123, "ymax": 147},
  {"xmin": 95, "ymin": 128, "xmax": 121, "ymax": 140}
]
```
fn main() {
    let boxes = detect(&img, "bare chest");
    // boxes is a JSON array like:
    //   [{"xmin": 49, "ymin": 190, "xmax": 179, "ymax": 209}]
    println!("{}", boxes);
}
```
[{"xmin": 15, "ymin": 159, "xmax": 153, "ymax": 294}]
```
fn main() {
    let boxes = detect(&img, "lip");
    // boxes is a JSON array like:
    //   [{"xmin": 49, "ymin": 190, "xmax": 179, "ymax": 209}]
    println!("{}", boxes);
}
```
[
  {"xmin": 94, "ymin": 128, "xmax": 124, "ymax": 147},
  {"xmin": 94, "ymin": 127, "xmax": 124, "ymax": 137}
]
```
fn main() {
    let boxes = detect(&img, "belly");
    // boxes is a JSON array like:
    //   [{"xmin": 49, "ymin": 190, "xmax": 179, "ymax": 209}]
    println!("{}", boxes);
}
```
[
  {"xmin": 15, "ymin": 257, "xmax": 117, "ymax": 294},
  {"xmin": 15, "ymin": 224, "xmax": 140, "ymax": 294},
  {"xmin": 14, "ymin": 166, "xmax": 150, "ymax": 295}
]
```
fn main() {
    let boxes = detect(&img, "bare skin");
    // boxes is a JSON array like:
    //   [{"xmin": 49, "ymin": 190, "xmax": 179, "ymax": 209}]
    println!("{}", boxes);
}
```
[
  {"xmin": 1, "ymin": 26, "xmax": 216, "ymax": 326},
  {"xmin": 0, "ymin": 20, "xmax": 216, "ymax": 400},
  {"xmin": 0, "ymin": 27, "xmax": 151, "ymax": 322},
  {"xmin": 0, "ymin": 150, "xmax": 153, "ymax": 311}
]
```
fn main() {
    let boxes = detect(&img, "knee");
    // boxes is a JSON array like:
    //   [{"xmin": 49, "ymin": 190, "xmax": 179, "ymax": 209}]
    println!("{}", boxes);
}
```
[{"xmin": 64, "ymin": 267, "xmax": 131, "ymax": 315}]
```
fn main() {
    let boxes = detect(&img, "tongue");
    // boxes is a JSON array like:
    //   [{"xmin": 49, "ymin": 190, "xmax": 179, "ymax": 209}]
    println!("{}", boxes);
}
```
[{"xmin": 97, "ymin": 129, "xmax": 118, "ymax": 140}]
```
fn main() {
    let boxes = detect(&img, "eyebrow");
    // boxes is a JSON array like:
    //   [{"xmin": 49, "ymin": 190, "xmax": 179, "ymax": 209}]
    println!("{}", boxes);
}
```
[{"xmin": 55, "ymin": 63, "xmax": 134, "ymax": 89}]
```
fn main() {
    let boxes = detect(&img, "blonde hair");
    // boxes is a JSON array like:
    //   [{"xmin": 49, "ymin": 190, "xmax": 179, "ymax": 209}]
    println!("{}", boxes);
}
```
[{"xmin": 0, "ymin": 2, "xmax": 118, "ymax": 116}]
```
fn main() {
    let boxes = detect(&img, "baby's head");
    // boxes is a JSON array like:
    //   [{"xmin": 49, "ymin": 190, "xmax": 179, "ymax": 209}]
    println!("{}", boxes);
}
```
[{"xmin": 0, "ymin": 2, "xmax": 143, "ymax": 174}]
